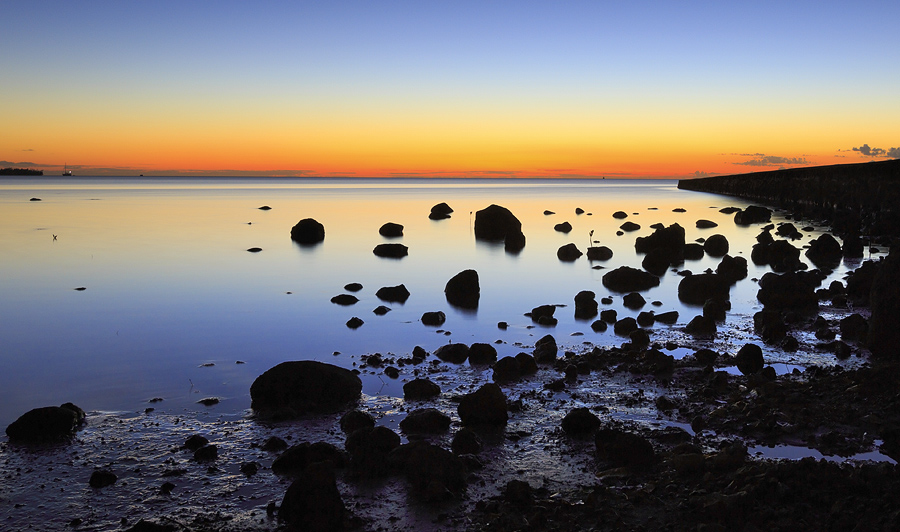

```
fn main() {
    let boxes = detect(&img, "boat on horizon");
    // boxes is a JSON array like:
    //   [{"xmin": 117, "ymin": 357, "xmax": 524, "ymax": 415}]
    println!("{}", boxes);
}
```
[{"xmin": 62, "ymin": 163, "xmax": 72, "ymax": 176}]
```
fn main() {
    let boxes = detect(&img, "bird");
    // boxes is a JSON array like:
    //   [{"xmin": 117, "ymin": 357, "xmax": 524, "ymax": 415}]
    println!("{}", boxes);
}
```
[{"xmin": 52, "ymin": 234, "xmax": 57, "ymax": 241}]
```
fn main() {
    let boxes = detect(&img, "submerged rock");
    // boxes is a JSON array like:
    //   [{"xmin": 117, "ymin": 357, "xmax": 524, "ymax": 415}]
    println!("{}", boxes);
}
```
[
  {"xmin": 6, "ymin": 403, "xmax": 85, "ymax": 444},
  {"xmin": 474, "ymin": 204, "xmax": 525, "ymax": 251},
  {"xmin": 602, "ymin": 266, "xmax": 661, "ymax": 292},
  {"xmin": 445, "ymin": 269, "xmax": 480, "ymax": 309},
  {"xmin": 533, "ymin": 334, "xmax": 558, "ymax": 363},
  {"xmin": 703, "ymin": 234, "xmax": 729, "ymax": 257},
  {"xmin": 250, "ymin": 361, "xmax": 362, "ymax": 419},
  {"xmin": 734, "ymin": 205, "xmax": 772, "ymax": 225},
  {"xmin": 434, "ymin": 343, "xmax": 469, "ymax": 364},
  {"xmin": 429, "ymin": 203, "xmax": 453, "ymax": 220},
  {"xmin": 290, "ymin": 218, "xmax": 325, "ymax": 244},
  {"xmin": 379, "ymin": 222, "xmax": 404, "ymax": 237},
  {"xmin": 376, "ymin": 284, "xmax": 410, "ymax": 303},
  {"xmin": 458, "ymin": 383, "xmax": 508, "ymax": 426},
  {"xmin": 388, "ymin": 441, "xmax": 467, "ymax": 499},
  {"xmin": 373, "ymin": 243, "xmax": 408, "ymax": 258},
  {"xmin": 587, "ymin": 246, "xmax": 613, "ymax": 261},
  {"xmin": 403, "ymin": 379, "xmax": 441, "ymax": 400},
  {"xmin": 557, "ymin": 243, "xmax": 583, "ymax": 261},
  {"xmin": 468, "ymin": 343, "xmax": 498, "ymax": 364},
  {"xmin": 574, "ymin": 290, "xmax": 598, "ymax": 319},
  {"xmin": 735, "ymin": 343, "xmax": 765, "ymax": 375},
  {"xmin": 554, "ymin": 221, "xmax": 573, "ymax": 233},
  {"xmin": 421, "ymin": 311, "xmax": 446, "ymax": 326},
  {"xmin": 400, "ymin": 408, "xmax": 452, "ymax": 434}
]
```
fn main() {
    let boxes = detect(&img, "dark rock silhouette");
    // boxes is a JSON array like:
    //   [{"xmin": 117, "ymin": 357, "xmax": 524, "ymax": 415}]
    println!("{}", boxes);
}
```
[
  {"xmin": 839, "ymin": 313, "xmax": 869, "ymax": 342},
  {"xmin": 751, "ymin": 240, "xmax": 803, "ymax": 272},
  {"xmin": 474, "ymin": 204, "xmax": 525, "ymax": 251},
  {"xmin": 434, "ymin": 343, "xmax": 469, "ymax": 364},
  {"xmin": 376, "ymin": 284, "xmax": 410, "ymax": 303},
  {"xmin": 574, "ymin": 290, "xmax": 598, "ymax": 319},
  {"xmin": 258, "ymin": 205, "xmax": 272, "ymax": 210},
  {"xmin": 805, "ymin": 233, "xmax": 843, "ymax": 268},
  {"xmin": 403, "ymin": 378, "xmax": 441, "ymax": 400},
  {"xmin": 554, "ymin": 221, "xmax": 573, "ymax": 233},
  {"xmin": 429, "ymin": 203, "xmax": 453, "ymax": 220},
  {"xmin": 468, "ymin": 343, "xmax": 498, "ymax": 364},
  {"xmin": 6, "ymin": 403, "xmax": 85, "ymax": 443},
  {"xmin": 642, "ymin": 248, "xmax": 672, "ymax": 276},
  {"xmin": 344, "ymin": 282, "xmax": 363, "ymax": 292},
  {"xmin": 492, "ymin": 356, "xmax": 522, "ymax": 383},
  {"xmin": 330, "ymin": 294, "xmax": 359, "ymax": 306},
  {"xmin": 533, "ymin": 334, "xmax": 558, "ymax": 363},
  {"xmin": 595, "ymin": 428, "xmax": 656, "ymax": 467},
  {"xmin": 734, "ymin": 205, "xmax": 772, "ymax": 225},
  {"xmin": 587, "ymin": 246, "xmax": 613, "ymax": 261},
  {"xmin": 612, "ymin": 211, "xmax": 628, "ymax": 219},
  {"xmin": 346, "ymin": 317, "xmax": 363, "ymax": 329},
  {"xmin": 620, "ymin": 221, "xmax": 641, "ymax": 232},
  {"xmin": 529, "ymin": 304, "xmax": 557, "ymax": 325},
  {"xmin": 654, "ymin": 311, "xmax": 679, "ymax": 324},
  {"xmin": 445, "ymin": 269, "xmax": 480, "ymax": 309},
  {"xmin": 557, "ymin": 243, "xmax": 583, "ymax": 261},
  {"xmin": 280, "ymin": 462, "xmax": 347, "ymax": 530},
  {"xmin": 757, "ymin": 271, "xmax": 821, "ymax": 310},
  {"xmin": 421, "ymin": 311, "xmax": 446, "ymax": 326},
  {"xmin": 685, "ymin": 315, "xmax": 717, "ymax": 336},
  {"xmin": 735, "ymin": 344, "xmax": 765, "ymax": 375},
  {"xmin": 623, "ymin": 292, "xmax": 646, "ymax": 309},
  {"xmin": 613, "ymin": 317, "xmax": 638, "ymax": 336},
  {"xmin": 696, "ymin": 219, "xmax": 718, "ymax": 228},
  {"xmin": 716, "ymin": 254, "xmax": 748, "ymax": 283},
  {"xmin": 340, "ymin": 411, "xmax": 375, "ymax": 434},
  {"xmin": 683, "ymin": 243, "xmax": 705, "ymax": 260},
  {"xmin": 451, "ymin": 428, "xmax": 482, "ymax": 455},
  {"xmin": 868, "ymin": 251, "xmax": 900, "ymax": 358},
  {"xmin": 290, "ymin": 218, "xmax": 325, "ymax": 244},
  {"xmin": 388, "ymin": 441, "xmax": 466, "ymax": 500},
  {"xmin": 89, "ymin": 470, "xmax": 118, "ymax": 488},
  {"xmin": 345, "ymin": 426, "xmax": 400, "ymax": 478},
  {"xmin": 379, "ymin": 222, "xmax": 404, "ymax": 237},
  {"xmin": 677, "ymin": 273, "xmax": 731, "ymax": 305},
  {"xmin": 602, "ymin": 266, "xmax": 661, "ymax": 292},
  {"xmin": 400, "ymin": 408, "xmax": 452, "ymax": 434},
  {"xmin": 703, "ymin": 234, "xmax": 729, "ymax": 257},
  {"xmin": 635, "ymin": 223, "xmax": 685, "ymax": 254},
  {"xmin": 373, "ymin": 243, "xmax": 408, "ymax": 258},
  {"xmin": 562, "ymin": 408, "xmax": 602, "ymax": 436},
  {"xmin": 272, "ymin": 442, "xmax": 348, "ymax": 476},
  {"xmin": 458, "ymin": 383, "xmax": 508, "ymax": 426},
  {"xmin": 250, "ymin": 361, "xmax": 362, "ymax": 419}
]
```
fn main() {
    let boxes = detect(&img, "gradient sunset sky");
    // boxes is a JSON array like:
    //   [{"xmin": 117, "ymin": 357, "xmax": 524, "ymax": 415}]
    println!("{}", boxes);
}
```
[{"xmin": 2, "ymin": 1, "xmax": 898, "ymax": 178}]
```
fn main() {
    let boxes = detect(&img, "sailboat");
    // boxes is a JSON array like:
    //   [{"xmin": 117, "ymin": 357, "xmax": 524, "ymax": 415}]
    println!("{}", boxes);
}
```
[{"xmin": 62, "ymin": 163, "xmax": 73, "ymax": 176}]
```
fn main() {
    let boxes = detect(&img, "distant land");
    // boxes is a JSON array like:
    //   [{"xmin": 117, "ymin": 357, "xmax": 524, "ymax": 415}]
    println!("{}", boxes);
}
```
[
  {"xmin": 678, "ymin": 159, "xmax": 900, "ymax": 214},
  {"xmin": 0, "ymin": 167, "xmax": 43, "ymax": 176}
]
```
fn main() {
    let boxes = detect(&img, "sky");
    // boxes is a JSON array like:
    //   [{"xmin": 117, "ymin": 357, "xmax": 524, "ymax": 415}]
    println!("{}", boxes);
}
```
[{"xmin": 2, "ymin": 0, "xmax": 898, "ymax": 178}]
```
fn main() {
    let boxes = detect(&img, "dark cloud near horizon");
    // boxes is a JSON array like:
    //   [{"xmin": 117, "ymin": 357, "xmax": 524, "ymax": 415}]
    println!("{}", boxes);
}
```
[
  {"xmin": 852, "ymin": 144, "xmax": 900, "ymax": 159},
  {"xmin": 733, "ymin": 155, "xmax": 809, "ymax": 167}
]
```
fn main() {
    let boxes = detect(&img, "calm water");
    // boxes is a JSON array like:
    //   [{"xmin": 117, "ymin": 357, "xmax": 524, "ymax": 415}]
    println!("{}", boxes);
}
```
[{"xmin": 0, "ymin": 177, "xmax": 871, "ymax": 428}]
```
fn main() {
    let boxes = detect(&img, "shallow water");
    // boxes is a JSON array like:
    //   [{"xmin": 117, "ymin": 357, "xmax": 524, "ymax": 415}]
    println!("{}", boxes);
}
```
[{"xmin": 0, "ymin": 177, "xmax": 879, "ymax": 428}]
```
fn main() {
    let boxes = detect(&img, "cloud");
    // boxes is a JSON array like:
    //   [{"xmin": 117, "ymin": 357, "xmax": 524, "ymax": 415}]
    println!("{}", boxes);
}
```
[
  {"xmin": 733, "ymin": 155, "xmax": 809, "ymax": 167},
  {"xmin": 20, "ymin": 148, "xmax": 35, "ymax": 152},
  {"xmin": 852, "ymin": 144, "xmax": 900, "ymax": 158},
  {"xmin": 690, "ymin": 171, "xmax": 714, "ymax": 178}
]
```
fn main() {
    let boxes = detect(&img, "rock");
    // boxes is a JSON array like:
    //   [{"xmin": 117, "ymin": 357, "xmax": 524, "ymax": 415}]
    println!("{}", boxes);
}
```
[
  {"xmin": 637, "ymin": 311, "xmax": 655, "ymax": 327},
  {"xmin": 124, "ymin": 520, "xmax": 178, "ymax": 532},
  {"xmin": 451, "ymin": 428, "xmax": 482, "ymax": 455},
  {"xmin": 595, "ymin": 429, "xmax": 656, "ymax": 467},
  {"xmin": 373, "ymin": 243, "xmax": 408, "ymax": 258},
  {"xmin": 554, "ymin": 221, "xmax": 573, "ymax": 233},
  {"xmin": 246, "ymin": 247, "xmax": 262, "ymax": 252},
  {"xmin": 474, "ymin": 204, "xmax": 522, "ymax": 242},
  {"xmin": 602, "ymin": 266, "xmax": 661, "ymax": 292},
  {"xmin": 574, "ymin": 290, "xmax": 598, "ymax": 319},
  {"xmin": 600, "ymin": 309, "xmax": 618, "ymax": 323},
  {"xmin": 734, "ymin": 205, "xmax": 772, "ymax": 225},
  {"xmin": 492, "ymin": 356, "xmax": 522, "ymax": 383},
  {"xmin": 340, "ymin": 411, "xmax": 375, "ymax": 434},
  {"xmin": 575, "ymin": 207, "xmax": 585, "ymax": 214},
  {"xmin": 840, "ymin": 313, "xmax": 869, "ymax": 341},
  {"xmin": 250, "ymin": 361, "xmax": 362, "ymax": 418},
  {"xmin": 458, "ymin": 383, "xmax": 508, "ymax": 426},
  {"xmin": 373, "ymin": 305, "xmax": 391, "ymax": 315},
  {"xmin": 346, "ymin": 426, "xmax": 401, "ymax": 477},
  {"xmin": 694, "ymin": 348, "xmax": 718, "ymax": 365},
  {"xmin": 515, "ymin": 353, "xmax": 538, "ymax": 374},
  {"xmin": 273, "ymin": 442, "xmax": 348, "ymax": 476},
  {"xmin": 5, "ymin": 403, "xmax": 85, "ymax": 443},
  {"xmin": 400, "ymin": 408, "xmax": 452, "ymax": 434},
  {"xmin": 716, "ymin": 254, "xmax": 748, "ymax": 283},
  {"xmin": 776, "ymin": 222, "xmax": 802, "ymax": 239},
  {"xmin": 719, "ymin": 206, "xmax": 740, "ymax": 214},
  {"xmin": 805, "ymin": 233, "xmax": 843, "ymax": 268},
  {"xmin": 703, "ymin": 298, "xmax": 729, "ymax": 321},
  {"xmin": 557, "ymin": 243, "xmax": 583, "ymax": 261},
  {"xmin": 544, "ymin": 210, "xmax": 555, "ymax": 215},
  {"xmin": 533, "ymin": 334, "xmax": 558, "ymax": 363},
  {"xmin": 388, "ymin": 441, "xmax": 466, "ymax": 499},
  {"xmin": 404, "ymin": 379, "xmax": 441, "ymax": 400},
  {"xmin": 290, "ymin": 218, "xmax": 325, "ymax": 244},
  {"xmin": 613, "ymin": 317, "xmax": 638, "ymax": 336},
  {"xmin": 504, "ymin": 480, "xmax": 534, "ymax": 507},
  {"xmin": 757, "ymin": 271, "xmax": 821, "ymax": 310},
  {"xmin": 683, "ymin": 243, "xmax": 705, "ymax": 260},
  {"xmin": 89, "ymin": 470, "xmax": 117, "ymax": 488},
  {"xmin": 751, "ymin": 240, "xmax": 803, "ymax": 272},
  {"xmin": 379, "ymin": 222, "xmax": 404, "ymax": 237},
  {"xmin": 642, "ymin": 248, "xmax": 673, "ymax": 276},
  {"xmin": 562, "ymin": 407, "xmax": 602, "ymax": 436},
  {"xmin": 421, "ymin": 311, "xmax": 446, "ymax": 326},
  {"xmin": 330, "ymin": 294, "xmax": 359, "ymax": 306},
  {"xmin": 620, "ymin": 221, "xmax": 641, "ymax": 232},
  {"xmin": 445, "ymin": 269, "xmax": 480, "ymax": 309},
  {"xmin": 376, "ymin": 284, "xmax": 410, "ymax": 303},
  {"xmin": 868, "ymin": 252, "xmax": 900, "ymax": 358},
  {"xmin": 842, "ymin": 233, "xmax": 865, "ymax": 258},
  {"xmin": 241, "ymin": 461, "xmax": 260, "ymax": 476},
  {"xmin": 629, "ymin": 329, "xmax": 651, "ymax": 349},
  {"xmin": 703, "ymin": 234, "xmax": 729, "ymax": 257},
  {"xmin": 184, "ymin": 434, "xmax": 209, "ymax": 451},
  {"xmin": 735, "ymin": 344, "xmax": 764, "ymax": 375},
  {"xmin": 696, "ymin": 219, "xmax": 718, "ymax": 228},
  {"xmin": 529, "ymin": 304, "xmax": 557, "ymax": 325},
  {"xmin": 263, "ymin": 436, "xmax": 289, "ymax": 452},
  {"xmin": 434, "ymin": 343, "xmax": 469, "ymax": 363},
  {"xmin": 754, "ymin": 310, "xmax": 788, "ymax": 344},
  {"xmin": 468, "ymin": 343, "xmax": 498, "ymax": 364},
  {"xmin": 344, "ymin": 282, "xmax": 363, "ymax": 292},
  {"xmin": 677, "ymin": 273, "xmax": 731, "ymax": 305},
  {"xmin": 429, "ymin": 202, "xmax": 453, "ymax": 220},
  {"xmin": 635, "ymin": 223, "xmax": 685, "ymax": 255},
  {"xmin": 612, "ymin": 211, "xmax": 628, "ymax": 219},
  {"xmin": 346, "ymin": 317, "xmax": 364, "ymax": 329},
  {"xmin": 193, "ymin": 445, "xmax": 218, "ymax": 461},
  {"xmin": 590, "ymin": 320, "xmax": 608, "ymax": 332},
  {"xmin": 504, "ymin": 229, "xmax": 526, "ymax": 252},
  {"xmin": 258, "ymin": 205, "xmax": 272, "ymax": 210},
  {"xmin": 646, "ymin": 311, "xmax": 674, "ymax": 326},
  {"xmin": 685, "ymin": 315, "xmax": 717, "ymax": 336},
  {"xmin": 280, "ymin": 462, "xmax": 347, "ymax": 530},
  {"xmin": 623, "ymin": 292, "xmax": 646, "ymax": 309},
  {"xmin": 587, "ymin": 246, "xmax": 614, "ymax": 261}
]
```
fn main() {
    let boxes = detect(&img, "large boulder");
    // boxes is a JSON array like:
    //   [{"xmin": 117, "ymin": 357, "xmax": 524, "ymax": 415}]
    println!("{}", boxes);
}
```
[
  {"xmin": 734, "ymin": 205, "xmax": 772, "ymax": 225},
  {"xmin": 280, "ymin": 462, "xmax": 347, "ymax": 530},
  {"xmin": 379, "ymin": 222, "xmax": 404, "ymax": 237},
  {"xmin": 458, "ymin": 383, "xmax": 508, "ymax": 426},
  {"xmin": 492, "ymin": 356, "xmax": 522, "ymax": 383},
  {"xmin": 602, "ymin": 266, "xmax": 661, "ymax": 292},
  {"xmin": 805, "ymin": 233, "xmax": 843, "ymax": 268},
  {"xmin": 434, "ymin": 343, "xmax": 470, "ymax": 364},
  {"xmin": 735, "ymin": 344, "xmax": 764, "ymax": 375},
  {"xmin": 574, "ymin": 290, "xmax": 598, "ymax": 319},
  {"xmin": 557, "ymin": 243, "xmax": 583, "ymax": 261},
  {"xmin": 445, "ymin": 269, "xmax": 480, "ymax": 309},
  {"xmin": 533, "ymin": 334, "xmax": 558, "ymax": 363},
  {"xmin": 587, "ymin": 246, "xmax": 613, "ymax": 261},
  {"xmin": 468, "ymin": 343, "xmax": 498, "ymax": 364},
  {"xmin": 429, "ymin": 203, "xmax": 453, "ymax": 220},
  {"xmin": 6, "ymin": 403, "xmax": 85, "ymax": 443},
  {"xmin": 250, "ymin": 361, "xmax": 362, "ymax": 418},
  {"xmin": 716, "ymin": 254, "xmax": 748, "ymax": 283},
  {"xmin": 373, "ymin": 243, "xmax": 408, "ymax": 258},
  {"xmin": 474, "ymin": 204, "xmax": 523, "ymax": 243},
  {"xmin": 421, "ymin": 311, "xmax": 446, "ymax": 326},
  {"xmin": 757, "ymin": 271, "xmax": 821, "ymax": 310},
  {"xmin": 703, "ymin": 234, "xmax": 729, "ymax": 257},
  {"xmin": 375, "ymin": 284, "xmax": 410, "ymax": 303},
  {"xmin": 634, "ymin": 223, "xmax": 685, "ymax": 255},
  {"xmin": 290, "ymin": 218, "xmax": 325, "ymax": 244},
  {"xmin": 554, "ymin": 221, "xmax": 573, "ymax": 233},
  {"xmin": 751, "ymin": 240, "xmax": 803, "ymax": 272},
  {"xmin": 868, "ymin": 251, "xmax": 900, "ymax": 358},
  {"xmin": 677, "ymin": 273, "xmax": 731, "ymax": 305}
]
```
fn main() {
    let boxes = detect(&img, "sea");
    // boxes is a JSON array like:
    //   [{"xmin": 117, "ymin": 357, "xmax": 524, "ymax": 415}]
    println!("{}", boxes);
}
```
[{"xmin": 0, "ymin": 177, "xmax": 876, "ymax": 429}]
